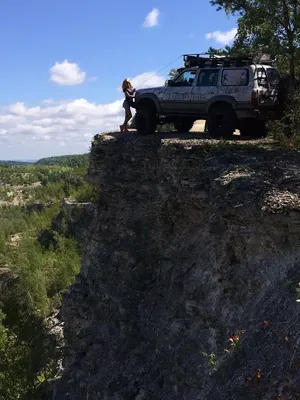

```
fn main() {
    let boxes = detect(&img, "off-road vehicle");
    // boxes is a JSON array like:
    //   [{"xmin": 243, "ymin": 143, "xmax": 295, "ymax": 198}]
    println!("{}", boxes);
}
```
[{"xmin": 134, "ymin": 54, "xmax": 284, "ymax": 138}]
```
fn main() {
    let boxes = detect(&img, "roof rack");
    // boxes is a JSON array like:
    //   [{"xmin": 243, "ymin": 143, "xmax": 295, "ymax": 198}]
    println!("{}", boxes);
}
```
[{"xmin": 183, "ymin": 53, "xmax": 275, "ymax": 68}]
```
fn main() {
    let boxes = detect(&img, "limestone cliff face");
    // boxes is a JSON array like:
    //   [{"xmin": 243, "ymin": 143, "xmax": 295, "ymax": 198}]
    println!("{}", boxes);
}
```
[{"xmin": 54, "ymin": 133, "xmax": 300, "ymax": 400}]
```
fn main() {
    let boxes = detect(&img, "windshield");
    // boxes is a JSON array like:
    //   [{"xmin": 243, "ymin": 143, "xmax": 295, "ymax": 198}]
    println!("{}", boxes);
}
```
[{"xmin": 173, "ymin": 70, "xmax": 196, "ymax": 86}]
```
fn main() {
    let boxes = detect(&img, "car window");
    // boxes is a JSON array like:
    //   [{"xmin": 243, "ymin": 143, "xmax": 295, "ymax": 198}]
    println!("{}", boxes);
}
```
[
  {"xmin": 266, "ymin": 68, "xmax": 280, "ymax": 87},
  {"xmin": 173, "ymin": 70, "xmax": 196, "ymax": 87},
  {"xmin": 256, "ymin": 68, "xmax": 268, "ymax": 88},
  {"xmin": 197, "ymin": 69, "xmax": 219, "ymax": 86},
  {"xmin": 222, "ymin": 68, "xmax": 249, "ymax": 86}
]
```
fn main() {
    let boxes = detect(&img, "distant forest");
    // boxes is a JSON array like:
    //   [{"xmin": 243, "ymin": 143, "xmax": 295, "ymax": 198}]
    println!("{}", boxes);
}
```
[
  {"xmin": 0, "ymin": 160, "xmax": 35, "ymax": 166},
  {"xmin": 35, "ymin": 154, "xmax": 89, "ymax": 167},
  {"xmin": 0, "ymin": 154, "xmax": 89, "ymax": 168}
]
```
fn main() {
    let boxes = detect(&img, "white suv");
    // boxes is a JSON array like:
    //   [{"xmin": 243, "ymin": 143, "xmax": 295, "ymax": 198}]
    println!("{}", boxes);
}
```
[{"xmin": 134, "ymin": 54, "xmax": 284, "ymax": 137}]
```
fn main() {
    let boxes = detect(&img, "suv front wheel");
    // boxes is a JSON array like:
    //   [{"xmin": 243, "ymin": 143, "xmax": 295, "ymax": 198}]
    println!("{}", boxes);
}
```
[
  {"xmin": 135, "ymin": 104, "xmax": 157, "ymax": 135},
  {"xmin": 174, "ymin": 119, "xmax": 195, "ymax": 133},
  {"xmin": 207, "ymin": 104, "xmax": 236, "ymax": 138}
]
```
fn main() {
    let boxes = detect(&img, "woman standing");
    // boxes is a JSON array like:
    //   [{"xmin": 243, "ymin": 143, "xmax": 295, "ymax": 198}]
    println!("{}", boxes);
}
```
[{"xmin": 120, "ymin": 79, "xmax": 135, "ymax": 132}]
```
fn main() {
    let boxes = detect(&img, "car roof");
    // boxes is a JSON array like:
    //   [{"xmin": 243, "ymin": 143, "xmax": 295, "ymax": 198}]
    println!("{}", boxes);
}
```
[{"xmin": 183, "ymin": 64, "xmax": 278, "ymax": 71}]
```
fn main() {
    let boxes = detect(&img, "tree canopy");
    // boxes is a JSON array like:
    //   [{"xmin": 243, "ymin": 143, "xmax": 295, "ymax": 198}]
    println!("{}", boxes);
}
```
[{"xmin": 210, "ymin": 0, "xmax": 300, "ymax": 82}]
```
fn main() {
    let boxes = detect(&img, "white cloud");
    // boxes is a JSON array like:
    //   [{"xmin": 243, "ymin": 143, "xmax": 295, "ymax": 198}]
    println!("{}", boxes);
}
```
[
  {"xmin": 205, "ymin": 28, "xmax": 237, "ymax": 45},
  {"xmin": 49, "ymin": 60, "xmax": 86, "ymax": 86},
  {"xmin": 42, "ymin": 98, "xmax": 55, "ymax": 105},
  {"xmin": 117, "ymin": 72, "xmax": 166, "ymax": 92},
  {"xmin": 131, "ymin": 72, "xmax": 165, "ymax": 88},
  {"xmin": 143, "ymin": 8, "xmax": 159, "ymax": 28},
  {"xmin": 0, "ymin": 72, "xmax": 166, "ymax": 159}
]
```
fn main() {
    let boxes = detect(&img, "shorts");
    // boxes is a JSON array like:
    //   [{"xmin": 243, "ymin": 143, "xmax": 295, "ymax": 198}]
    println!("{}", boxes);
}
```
[{"xmin": 123, "ymin": 100, "xmax": 130, "ymax": 110}]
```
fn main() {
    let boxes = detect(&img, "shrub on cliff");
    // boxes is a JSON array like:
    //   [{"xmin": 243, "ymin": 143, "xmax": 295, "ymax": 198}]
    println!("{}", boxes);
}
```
[{"xmin": 268, "ymin": 93, "xmax": 300, "ymax": 147}]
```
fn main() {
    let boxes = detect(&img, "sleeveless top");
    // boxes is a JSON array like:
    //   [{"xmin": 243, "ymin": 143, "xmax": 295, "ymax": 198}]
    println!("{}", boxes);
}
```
[{"xmin": 123, "ymin": 88, "xmax": 134, "ymax": 101}]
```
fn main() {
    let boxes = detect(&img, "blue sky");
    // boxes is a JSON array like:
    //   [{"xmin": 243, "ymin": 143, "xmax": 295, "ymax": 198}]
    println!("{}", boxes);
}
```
[{"xmin": 0, "ymin": 0, "xmax": 237, "ymax": 159}]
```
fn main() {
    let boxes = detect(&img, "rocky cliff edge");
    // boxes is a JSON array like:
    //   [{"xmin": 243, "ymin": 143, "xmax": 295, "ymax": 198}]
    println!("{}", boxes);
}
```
[{"xmin": 53, "ymin": 132, "xmax": 300, "ymax": 400}]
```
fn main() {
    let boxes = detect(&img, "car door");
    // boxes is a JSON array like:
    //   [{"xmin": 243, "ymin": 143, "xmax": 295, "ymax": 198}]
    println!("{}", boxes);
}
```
[
  {"xmin": 160, "ymin": 69, "xmax": 197, "ymax": 114},
  {"xmin": 190, "ymin": 69, "xmax": 219, "ymax": 113}
]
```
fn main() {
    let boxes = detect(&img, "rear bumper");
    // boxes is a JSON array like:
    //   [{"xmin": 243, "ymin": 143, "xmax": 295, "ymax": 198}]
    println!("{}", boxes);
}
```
[{"xmin": 236, "ymin": 107, "xmax": 282, "ymax": 121}]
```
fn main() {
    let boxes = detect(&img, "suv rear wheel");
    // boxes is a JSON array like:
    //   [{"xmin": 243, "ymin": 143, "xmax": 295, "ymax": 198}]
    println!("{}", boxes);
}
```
[
  {"xmin": 174, "ymin": 119, "xmax": 194, "ymax": 133},
  {"xmin": 207, "ymin": 104, "xmax": 236, "ymax": 138},
  {"xmin": 135, "ymin": 104, "xmax": 157, "ymax": 135},
  {"xmin": 239, "ymin": 120, "xmax": 267, "ymax": 138}
]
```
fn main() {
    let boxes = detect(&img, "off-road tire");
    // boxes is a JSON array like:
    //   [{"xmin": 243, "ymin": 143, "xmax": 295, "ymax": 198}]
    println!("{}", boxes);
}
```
[
  {"xmin": 174, "ymin": 119, "xmax": 194, "ymax": 133},
  {"xmin": 207, "ymin": 104, "xmax": 236, "ymax": 138},
  {"xmin": 239, "ymin": 120, "xmax": 267, "ymax": 138},
  {"xmin": 135, "ymin": 105, "xmax": 157, "ymax": 135}
]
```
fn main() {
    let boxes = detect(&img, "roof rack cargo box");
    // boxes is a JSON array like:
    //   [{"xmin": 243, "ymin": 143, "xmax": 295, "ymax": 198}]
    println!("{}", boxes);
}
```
[{"xmin": 183, "ymin": 53, "xmax": 275, "ymax": 68}]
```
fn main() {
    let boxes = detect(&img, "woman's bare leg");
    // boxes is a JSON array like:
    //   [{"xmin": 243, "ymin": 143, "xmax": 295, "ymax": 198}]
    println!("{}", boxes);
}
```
[
  {"xmin": 123, "ymin": 109, "xmax": 132, "ymax": 131},
  {"xmin": 120, "ymin": 108, "xmax": 129, "ymax": 132}
]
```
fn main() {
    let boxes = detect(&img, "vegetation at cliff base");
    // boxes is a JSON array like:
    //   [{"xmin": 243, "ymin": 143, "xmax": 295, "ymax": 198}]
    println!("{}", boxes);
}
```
[{"xmin": 0, "ymin": 155, "xmax": 95, "ymax": 399}]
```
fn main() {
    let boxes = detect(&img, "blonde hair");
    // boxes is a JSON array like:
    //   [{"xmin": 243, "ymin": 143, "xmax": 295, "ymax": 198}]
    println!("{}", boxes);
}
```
[{"xmin": 122, "ymin": 78, "xmax": 133, "ymax": 92}]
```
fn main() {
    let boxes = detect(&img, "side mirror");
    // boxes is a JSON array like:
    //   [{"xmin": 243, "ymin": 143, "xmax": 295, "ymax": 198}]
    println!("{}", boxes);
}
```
[{"xmin": 167, "ymin": 79, "xmax": 174, "ymax": 86}]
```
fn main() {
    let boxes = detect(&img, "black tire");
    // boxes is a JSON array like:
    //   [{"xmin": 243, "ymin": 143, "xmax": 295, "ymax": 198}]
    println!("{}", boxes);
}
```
[
  {"xmin": 239, "ymin": 120, "xmax": 267, "ymax": 138},
  {"xmin": 207, "ymin": 104, "xmax": 236, "ymax": 138},
  {"xmin": 135, "ymin": 104, "xmax": 157, "ymax": 135},
  {"xmin": 174, "ymin": 119, "xmax": 194, "ymax": 132}
]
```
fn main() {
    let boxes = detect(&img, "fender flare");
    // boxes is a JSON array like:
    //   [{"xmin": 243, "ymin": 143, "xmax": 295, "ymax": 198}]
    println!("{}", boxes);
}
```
[
  {"xmin": 206, "ymin": 95, "xmax": 238, "ymax": 113},
  {"xmin": 135, "ymin": 93, "xmax": 162, "ymax": 114}
]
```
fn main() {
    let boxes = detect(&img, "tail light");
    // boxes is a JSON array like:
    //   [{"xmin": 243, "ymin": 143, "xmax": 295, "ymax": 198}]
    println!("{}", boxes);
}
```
[{"xmin": 251, "ymin": 90, "xmax": 258, "ymax": 107}]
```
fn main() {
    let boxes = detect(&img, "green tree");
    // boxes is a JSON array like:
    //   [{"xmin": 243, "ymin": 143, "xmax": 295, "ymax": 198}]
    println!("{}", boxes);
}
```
[
  {"xmin": 168, "ymin": 68, "xmax": 178, "ymax": 79},
  {"xmin": 0, "ymin": 231, "xmax": 5, "ymax": 254},
  {"xmin": 210, "ymin": 0, "xmax": 300, "ymax": 84},
  {"xmin": 207, "ymin": 45, "xmax": 233, "ymax": 57}
]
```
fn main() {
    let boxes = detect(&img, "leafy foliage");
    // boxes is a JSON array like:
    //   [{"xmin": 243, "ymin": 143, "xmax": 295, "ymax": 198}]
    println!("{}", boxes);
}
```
[
  {"xmin": 0, "ymin": 160, "xmax": 94, "ymax": 399},
  {"xmin": 168, "ymin": 68, "xmax": 178, "ymax": 79},
  {"xmin": 207, "ymin": 45, "xmax": 234, "ymax": 57},
  {"xmin": 268, "ymin": 93, "xmax": 300, "ymax": 145},
  {"xmin": 210, "ymin": 0, "xmax": 300, "ymax": 82}
]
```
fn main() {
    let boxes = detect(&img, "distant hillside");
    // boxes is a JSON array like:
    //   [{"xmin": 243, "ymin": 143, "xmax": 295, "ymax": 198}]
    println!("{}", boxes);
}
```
[
  {"xmin": 0, "ymin": 160, "xmax": 35, "ymax": 166},
  {"xmin": 35, "ymin": 154, "xmax": 89, "ymax": 167}
]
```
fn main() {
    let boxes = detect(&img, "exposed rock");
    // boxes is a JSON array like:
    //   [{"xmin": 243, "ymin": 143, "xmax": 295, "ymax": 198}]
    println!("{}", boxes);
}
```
[
  {"xmin": 51, "ymin": 200, "xmax": 96, "ymax": 242},
  {"xmin": 53, "ymin": 132, "xmax": 300, "ymax": 399}
]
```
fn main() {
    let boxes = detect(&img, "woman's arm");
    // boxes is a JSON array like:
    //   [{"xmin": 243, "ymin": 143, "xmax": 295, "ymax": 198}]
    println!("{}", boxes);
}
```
[{"xmin": 125, "ymin": 90, "xmax": 135, "ymax": 98}]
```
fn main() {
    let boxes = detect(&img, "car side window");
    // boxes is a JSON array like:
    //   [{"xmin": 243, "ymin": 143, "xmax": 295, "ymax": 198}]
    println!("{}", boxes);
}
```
[
  {"xmin": 222, "ymin": 68, "xmax": 249, "ymax": 86},
  {"xmin": 173, "ymin": 70, "xmax": 196, "ymax": 87},
  {"xmin": 266, "ymin": 68, "xmax": 280, "ymax": 87},
  {"xmin": 197, "ymin": 69, "xmax": 219, "ymax": 86},
  {"xmin": 256, "ymin": 68, "xmax": 268, "ymax": 88}
]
